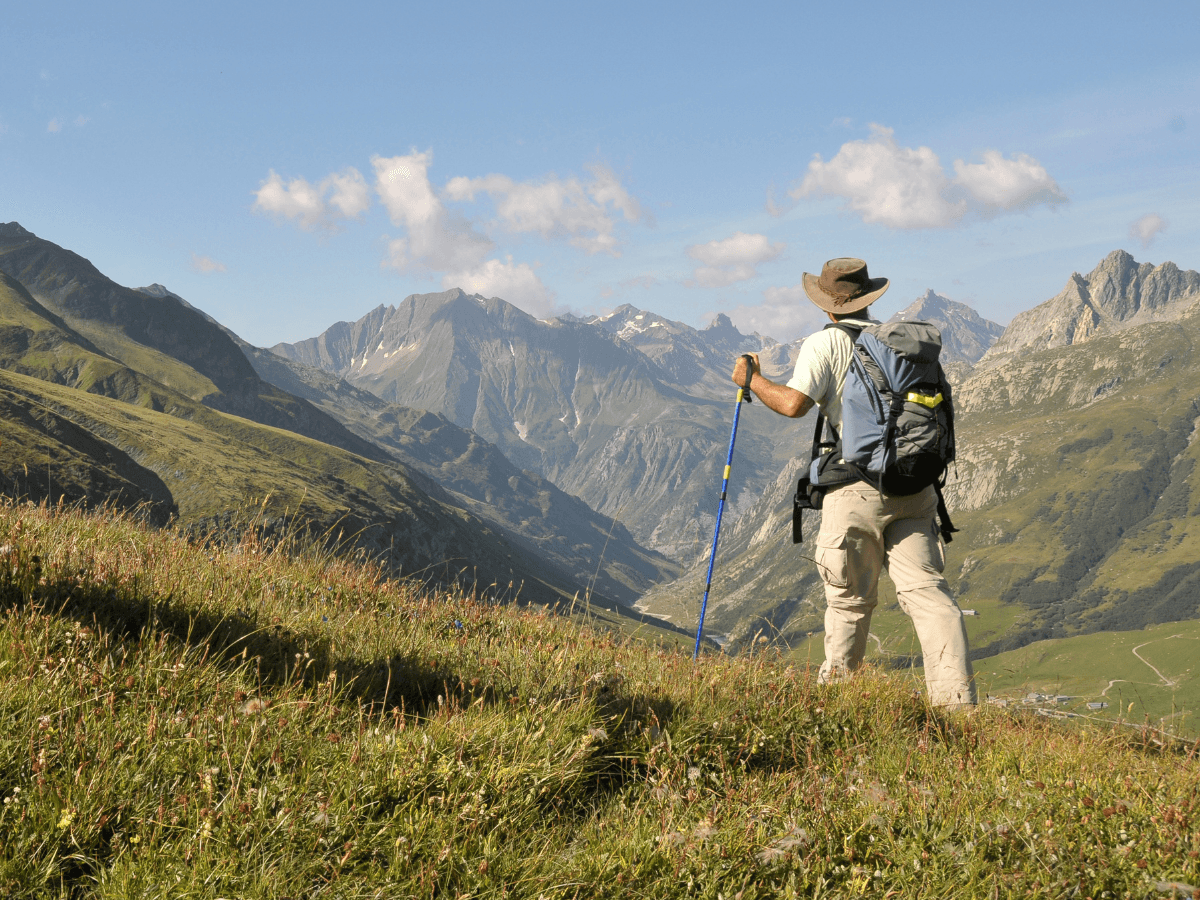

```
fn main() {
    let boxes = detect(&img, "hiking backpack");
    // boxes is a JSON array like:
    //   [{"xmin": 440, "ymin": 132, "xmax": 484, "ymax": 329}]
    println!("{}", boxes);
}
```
[{"xmin": 793, "ymin": 320, "xmax": 958, "ymax": 543}]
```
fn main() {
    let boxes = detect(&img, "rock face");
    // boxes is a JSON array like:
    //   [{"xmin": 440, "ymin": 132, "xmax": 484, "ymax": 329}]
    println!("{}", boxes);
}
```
[
  {"xmin": 236, "ymin": 341, "xmax": 679, "ymax": 607},
  {"xmin": 982, "ymin": 250, "xmax": 1200, "ymax": 363},
  {"xmin": 888, "ymin": 290, "xmax": 1004, "ymax": 365},
  {"xmin": 272, "ymin": 291, "xmax": 799, "ymax": 556}
]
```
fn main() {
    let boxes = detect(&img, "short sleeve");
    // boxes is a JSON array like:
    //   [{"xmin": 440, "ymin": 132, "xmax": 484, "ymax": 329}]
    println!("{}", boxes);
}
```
[{"xmin": 786, "ymin": 331, "xmax": 834, "ymax": 407}]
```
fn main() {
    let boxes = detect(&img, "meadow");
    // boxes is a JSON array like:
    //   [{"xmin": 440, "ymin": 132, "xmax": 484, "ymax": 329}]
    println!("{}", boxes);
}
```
[{"xmin": 0, "ymin": 501, "xmax": 1197, "ymax": 899}]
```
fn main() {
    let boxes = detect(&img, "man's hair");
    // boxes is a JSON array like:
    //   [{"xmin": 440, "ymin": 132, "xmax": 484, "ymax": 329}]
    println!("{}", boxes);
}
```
[{"xmin": 831, "ymin": 308, "xmax": 877, "ymax": 322}]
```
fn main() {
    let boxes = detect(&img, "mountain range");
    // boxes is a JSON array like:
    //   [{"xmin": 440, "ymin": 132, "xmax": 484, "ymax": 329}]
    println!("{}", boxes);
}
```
[
  {"xmin": 0, "ymin": 223, "xmax": 678, "ymax": 629},
  {"xmin": 269, "ymin": 291, "xmax": 798, "ymax": 557},
  {"xmin": 4, "ymin": 218, "xmax": 1198, "ymax": 678}
]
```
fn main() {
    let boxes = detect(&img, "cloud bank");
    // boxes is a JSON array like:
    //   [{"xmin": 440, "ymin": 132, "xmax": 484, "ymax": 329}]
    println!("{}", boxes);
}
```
[
  {"xmin": 792, "ymin": 125, "xmax": 1067, "ymax": 229},
  {"xmin": 253, "ymin": 152, "xmax": 643, "ymax": 318},
  {"xmin": 445, "ymin": 164, "xmax": 642, "ymax": 255}
]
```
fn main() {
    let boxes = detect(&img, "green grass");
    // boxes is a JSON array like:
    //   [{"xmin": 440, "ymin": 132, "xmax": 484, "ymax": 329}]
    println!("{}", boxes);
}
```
[
  {"xmin": 1, "ymin": 502, "xmax": 1198, "ymax": 898},
  {"xmin": 974, "ymin": 620, "xmax": 1200, "ymax": 731}
]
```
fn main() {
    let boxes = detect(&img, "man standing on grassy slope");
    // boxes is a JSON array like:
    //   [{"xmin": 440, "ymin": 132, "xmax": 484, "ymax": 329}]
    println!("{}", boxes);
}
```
[{"xmin": 731, "ymin": 258, "xmax": 976, "ymax": 709}]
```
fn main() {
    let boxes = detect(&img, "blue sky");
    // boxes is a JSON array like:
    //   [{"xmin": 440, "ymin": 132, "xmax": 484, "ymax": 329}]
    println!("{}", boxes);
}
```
[{"xmin": 4, "ymin": 1, "xmax": 1198, "ymax": 345}]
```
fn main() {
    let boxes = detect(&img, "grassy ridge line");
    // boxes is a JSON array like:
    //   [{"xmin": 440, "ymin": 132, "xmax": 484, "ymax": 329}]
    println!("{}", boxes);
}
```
[
  {"xmin": 1, "ymin": 504, "xmax": 1198, "ymax": 898},
  {"xmin": 0, "ymin": 367, "xmax": 614, "ymax": 612}
]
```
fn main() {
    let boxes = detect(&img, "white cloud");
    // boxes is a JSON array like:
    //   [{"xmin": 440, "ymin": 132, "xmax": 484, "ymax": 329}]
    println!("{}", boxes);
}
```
[
  {"xmin": 442, "ymin": 256, "xmax": 554, "ymax": 317},
  {"xmin": 792, "ymin": 124, "xmax": 1067, "ymax": 229},
  {"xmin": 1130, "ymin": 213, "xmax": 1167, "ymax": 249},
  {"xmin": 444, "ymin": 164, "xmax": 642, "ymax": 255},
  {"xmin": 374, "ymin": 151, "xmax": 493, "ymax": 272},
  {"xmin": 74, "ymin": 114, "xmax": 90, "ymax": 128},
  {"xmin": 47, "ymin": 118, "xmax": 62, "ymax": 133},
  {"xmin": 723, "ymin": 285, "xmax": 828, "ymax": 342},
  {"xmin": 324, "ymin": 168, "xmax": 371, "ymax": 219},
  {"xmin": 191, "ymin": 254, "xmax": 227, "ymax": 274},
  {"xmin": 952, "ymin": 151, "xmax": 1067, "ymax": 212},
  {"xmin": 686, "ymin": 231, "xmax": 785, "ymax": 288},
  {"xmin": 253, "ymin": 167, "xmax": 370, "ymax": 231}
]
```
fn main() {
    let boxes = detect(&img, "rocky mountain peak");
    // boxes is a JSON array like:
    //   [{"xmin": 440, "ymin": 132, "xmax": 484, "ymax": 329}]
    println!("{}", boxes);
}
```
[
  {"xmin": 983, "ymin": 251, "xmax": 1200, "ymax": 363},
  {"xmin": 888, "ymin": 290, "xmax": 1004, "ymax": 365},
  {"xmin": 706, "ymin": 312, "xmax": 735, "ymax": 331},
  {"xmin": 136, "ymin": 283, "xmax": 182, "ymax": 301},
  {"xmin": 0, "ymin": 222, "xmax": 33, "ymax": 239}
]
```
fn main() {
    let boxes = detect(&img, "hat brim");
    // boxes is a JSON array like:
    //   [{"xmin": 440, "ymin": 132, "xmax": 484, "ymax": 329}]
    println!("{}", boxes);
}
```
[{"xmin": 802, "ymin": 272, "xmax": 889, "ymax": 314}]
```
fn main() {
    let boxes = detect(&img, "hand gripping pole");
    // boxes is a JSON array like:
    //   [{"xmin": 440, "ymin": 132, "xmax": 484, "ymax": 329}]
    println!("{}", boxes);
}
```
[{"xmin": 693, "ymin": 354, "xmax": 754, "ymax": 659}]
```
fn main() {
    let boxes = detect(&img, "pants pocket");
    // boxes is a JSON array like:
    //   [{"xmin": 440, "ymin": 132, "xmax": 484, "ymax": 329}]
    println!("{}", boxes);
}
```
[
  {"xmin": 815, "ymin": 531, "xmax": 851, "ymax": 589},
  {"xmin": 929, "ymin": 521, "xmax": 946, "ymax": 574}
]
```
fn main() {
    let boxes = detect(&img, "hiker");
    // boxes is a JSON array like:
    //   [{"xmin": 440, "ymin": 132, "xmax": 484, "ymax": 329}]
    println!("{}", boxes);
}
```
[{"xmin": 731, "ymin": 258, "xmax": 976, "ymax": 709}]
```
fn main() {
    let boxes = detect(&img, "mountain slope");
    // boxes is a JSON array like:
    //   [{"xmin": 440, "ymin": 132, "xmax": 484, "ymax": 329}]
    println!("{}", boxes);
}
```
[
  {"xmin": 272, "ymin": 291, "xmax": 798, "ymax": 555},
  {"xmin": 639, "ymin": 252, "xmax": 1200, "ymax": 661},
  {"xmin": 0, "ymin": 223, "xmax": 385, "ymax": 462},
  {"xmin": 0, "ymin": 224, "xmax": 680, "ymax": 615},
  {"xmin": 235, "ymin": 340, "xmax": 679, "ymax": 606}
]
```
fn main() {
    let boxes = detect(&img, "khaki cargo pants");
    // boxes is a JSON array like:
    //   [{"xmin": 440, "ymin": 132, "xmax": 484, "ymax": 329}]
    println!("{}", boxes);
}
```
[{"xmin": 815, "ymin": 483, "xmax": 977, "ymax": 708}]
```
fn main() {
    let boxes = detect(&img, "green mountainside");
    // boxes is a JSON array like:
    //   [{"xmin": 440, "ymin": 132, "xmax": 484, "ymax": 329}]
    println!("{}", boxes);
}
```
[{"xmin": 0, "ymin": 223, "xmax": 683, "ymax": 625}]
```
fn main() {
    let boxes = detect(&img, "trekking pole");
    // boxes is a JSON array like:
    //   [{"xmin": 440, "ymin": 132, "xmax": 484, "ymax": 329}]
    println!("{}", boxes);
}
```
[{"xmin": 693, "ymin": 354, "xmax": 755, "ymax": 660}]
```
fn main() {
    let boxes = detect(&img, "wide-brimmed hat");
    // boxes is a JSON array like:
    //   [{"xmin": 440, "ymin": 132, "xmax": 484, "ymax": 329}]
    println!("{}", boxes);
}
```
[{"xmin": 802, "ymin": 258, "xmax": 889, "ymax": 314}]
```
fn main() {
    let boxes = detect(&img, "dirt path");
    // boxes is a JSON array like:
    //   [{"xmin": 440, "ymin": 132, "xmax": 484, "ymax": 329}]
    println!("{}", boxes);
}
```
[{"xmin": 1132, "ymin": 635, "xmax": 1186, "ymax": 688}]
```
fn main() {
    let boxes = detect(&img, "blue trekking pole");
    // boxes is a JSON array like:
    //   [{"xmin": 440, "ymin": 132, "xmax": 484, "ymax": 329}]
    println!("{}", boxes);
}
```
[{"xmin": 694, "ymin": 354, "xmax": 755, "ymax": 659}]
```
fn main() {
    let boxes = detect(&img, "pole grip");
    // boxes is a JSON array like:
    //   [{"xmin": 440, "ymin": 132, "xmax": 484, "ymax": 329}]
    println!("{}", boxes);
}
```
[{"xmin": 739, "ymin": 354, "xmax": 754, "ymax": 403}]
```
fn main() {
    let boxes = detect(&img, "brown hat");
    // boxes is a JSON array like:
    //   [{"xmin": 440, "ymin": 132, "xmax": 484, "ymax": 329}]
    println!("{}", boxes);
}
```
[{"xmin": 802, "ymin": 258, "xmax": 889, "ymax": 314}]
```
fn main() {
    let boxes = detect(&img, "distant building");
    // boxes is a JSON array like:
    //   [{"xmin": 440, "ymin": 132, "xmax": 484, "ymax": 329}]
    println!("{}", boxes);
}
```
[
  {"xmin": 1087, "ymin": 702, "xmax": 1109, "ymax": 710},
  {"xmin": 962, "ymin": 609, "xmax": 978, "ymax": 616}
]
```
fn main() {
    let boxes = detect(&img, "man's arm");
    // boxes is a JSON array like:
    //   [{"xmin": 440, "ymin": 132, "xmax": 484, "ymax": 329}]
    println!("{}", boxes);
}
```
[{"xmin": 732, "ymin": 353, "xmax": 815, "ymax": 419}]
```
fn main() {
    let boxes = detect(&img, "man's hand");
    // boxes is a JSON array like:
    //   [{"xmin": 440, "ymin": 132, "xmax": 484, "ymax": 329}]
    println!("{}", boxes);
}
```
[
  {"xmin": 731, "ymin": 352, "xmax": 760, "ymax": 387},
  {"xmin": 730, "ymin": 352, "xmax": 814, "ymax": 419}
]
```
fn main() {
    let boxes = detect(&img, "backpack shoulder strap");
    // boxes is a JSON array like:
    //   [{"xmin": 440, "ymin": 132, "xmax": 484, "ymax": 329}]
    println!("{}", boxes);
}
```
[{"xmin": 824, "ymin": 321, "xmax": 864, "ymax": 342}]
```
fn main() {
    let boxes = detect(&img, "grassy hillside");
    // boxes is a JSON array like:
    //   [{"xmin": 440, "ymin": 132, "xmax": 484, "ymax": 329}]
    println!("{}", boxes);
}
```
[
  {"xmin": 0, "ymin": 366, "xmax": 626, "ymax": 613},
  {"xmin": 1, "ymin": 502, "xmax": 1197, "ymax": 898}
]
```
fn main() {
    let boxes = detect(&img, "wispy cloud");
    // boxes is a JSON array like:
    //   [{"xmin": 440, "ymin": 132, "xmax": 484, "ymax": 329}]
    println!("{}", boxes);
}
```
[
  {"xmin": 252, "ymin": 167, "xmax": 370, "ymax": 231},
  {"xmin": 1129, "ymin": 213, "xmax": 1167, "ymax": 249},
  {"xmin": 47, "ymin": 118, "xmax": 63, "ymax": 133},
  {"xmin": 686, "ymin": 232, "xmax": 784, "ymax": 288},
  {"xmin": 443, "ymin": 256, "xmax": 554, "ymax": 317},
  {"xmin": 714, "ymin": 288, "xmax": 827, "ymax": 343},
  {"xmin": 373, "ymin": 150, "xmax": 494, "ymax": 273},
  {"xmin": 254, "ymin": 150, "xmax": 645, "ymax": 319},
  {"xmin": 191, "ymin": 254, "xmax": 227, "ymax": 274},
  {"xmin": 444, "ymin": 164, "xmax": 643, "ymax": 256},
  {"xmin": 791, "ymin": 125, "xmax": 1067, "ymax": 229},
  {"xmin": 722, "ymin": 285, "xmax": 828, "ymax": 342}
]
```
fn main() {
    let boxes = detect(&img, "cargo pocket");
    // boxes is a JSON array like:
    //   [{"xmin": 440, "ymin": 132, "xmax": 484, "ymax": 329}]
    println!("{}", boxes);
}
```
[
  {"xmin": 815, "ymin": 531, "xmax": 851, "ymax": 589},
  {"xmin": 929, "ymin": 521, "xmax": 946, "ymax": 574}
]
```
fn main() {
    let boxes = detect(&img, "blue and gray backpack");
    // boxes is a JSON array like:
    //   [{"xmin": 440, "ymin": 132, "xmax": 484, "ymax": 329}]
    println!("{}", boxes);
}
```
[{"xmin": 793, "ymin": 320, "xmax": 958, "ymax": 543}]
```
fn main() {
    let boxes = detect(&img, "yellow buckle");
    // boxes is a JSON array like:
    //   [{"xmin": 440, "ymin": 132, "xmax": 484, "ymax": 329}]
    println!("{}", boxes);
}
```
[{"xmin": 906, "ymin": 391, "xmax": 943, "ymax": 409}]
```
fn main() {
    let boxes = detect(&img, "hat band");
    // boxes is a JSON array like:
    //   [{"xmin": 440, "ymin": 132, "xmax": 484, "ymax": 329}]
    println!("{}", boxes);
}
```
[{"xmin": 827, "ymin": 282, "xmax": 865, "ymax": 304}]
